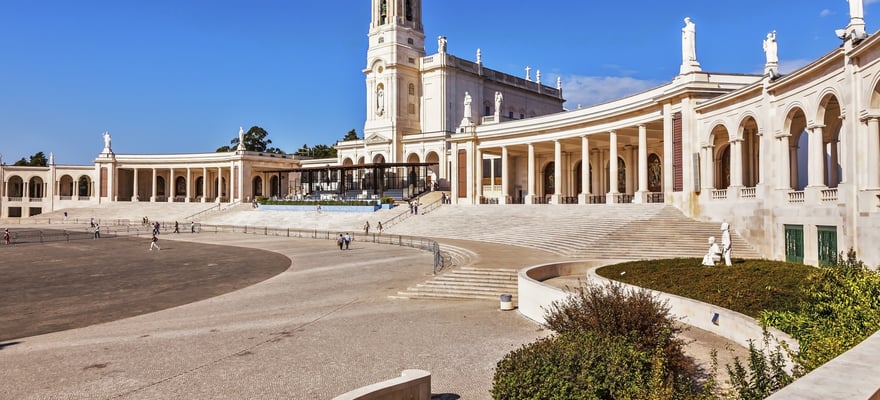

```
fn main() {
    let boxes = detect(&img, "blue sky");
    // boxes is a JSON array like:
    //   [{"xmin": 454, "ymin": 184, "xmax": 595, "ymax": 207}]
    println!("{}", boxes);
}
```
[{"xmin": 1, "ymin": 0, "xmax": 875, "ymax": 165}]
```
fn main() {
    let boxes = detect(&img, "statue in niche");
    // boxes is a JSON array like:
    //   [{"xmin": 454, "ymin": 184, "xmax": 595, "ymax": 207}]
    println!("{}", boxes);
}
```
[
  {"xmin": 702, "ymin": 236, "xmax": 722, "ymax": 266},
  {"xmin": 463, "ymin": 91, "xmax": 472, "ymax": 120},
  {"xmin": 102, "ymin": 131, "xmax": 112, "ymax": 151},
  {"xmin": 763, "ymin": 30, "xmax": 778, "ymax": 64},
  {"xmin": 376, "ymin": 86, "xmax": 385, "ymax": 116},
  {"xmin": 494, "ymin": 91, "xmax": 503, "ymax": 115},
  {"xmin": 682, "ymin": 17, "xmax": 697, "ymax": 63},
  {"xmin": 438, "ymin": 36, "xmax": 447, "ymax": 53}
]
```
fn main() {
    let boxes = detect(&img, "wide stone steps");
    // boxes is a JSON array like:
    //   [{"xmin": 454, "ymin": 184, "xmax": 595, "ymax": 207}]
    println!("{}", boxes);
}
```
[{"xmin": 394, "ymin": 267, "xmax": 518, "ymax": 301}]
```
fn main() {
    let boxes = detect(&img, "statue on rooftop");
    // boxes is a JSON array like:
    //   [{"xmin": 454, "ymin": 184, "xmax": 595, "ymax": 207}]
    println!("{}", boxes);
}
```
[
  {"xmin": 682, "ymin": 17, "xmax": 697, "ymax": 63},
  {"xmin": 763, "ymin": 30, "xmax": 778, "ymax": 64},
  {"xmin": 102, "ymin": 131, "xmax": 112, "ymax": 152},
  {"xmin": 463, "ymin": 91, "xmax": 472, "ymax": 120},
  {"xmin": 438, "ymin": 36, "xmax": 447, "ymax": 53},
  {"xmin": 237, "ymin": 126, "xmax": 245, "ymax": 150},
  {"xmin": 494, "ymin": 91, "xmax": 503, "ymax": 116}
]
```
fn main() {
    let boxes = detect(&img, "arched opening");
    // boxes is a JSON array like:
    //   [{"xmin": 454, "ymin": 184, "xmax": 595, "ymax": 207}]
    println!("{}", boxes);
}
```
[
  {"xmin": 7, "ymin": 176, "xmax": 23, "ymax": 198},
  {"xmin": 156, "ymin": 176, "xmax": 166, "ymax": 197},
  {"xmin": 710, "ymin": 124, "xmax": 731, "ymax": 190},
  {"xmin": 373, "ymin": 154, "xmax": 386, "ymax": 164},
  {"xmin": 213, "ymin": 177, "xmax": 227, "ymax": 198},
  {"xmin": 740, "ymin": 117, "xmax": 760, "ymax": 187},
  {"xmin": 785, "ymin": 108, "xmax": 809, "ymax": 190},
  {"xmin": 196, "ymin": 177, "xmax": 205, "ymax": 198},
  {"xmin": 78, "ymin": 176, "xmax": 91, "ymax": 197},
  {"xmin": 819, "ymin": 95, "xmax": 843, "ymax": 188},
  {"xmin": 269, "ymin": 176, "xmax": 280, "ymax": 197},
  {"xmin": 543, "ymin": 162, "xmax": 555, "ymax": 195},
  {"xmin": 252, "ymin": 176, "xmax": 262, "ymax": 197},
  {"xmin": 28, "ymin": 177, "xmax": 44, "ymax": 198},
  {"xmin": 59, "ymin": 175, "xmax": 74, "ymax": 197},
  {"xmin": 425, "ymin": 151, "xmax": 440, "ymax": 189},
  {"xmin": 573, "ymin": 161, "xmax": 591, "ymax": 195},
  {"xmin": 175, "ymin": 176, "xmax": 186, "ymax": 196},
  {"xmin": 648, "ymin": 153, "xmax": 662, "ymax": 192}
]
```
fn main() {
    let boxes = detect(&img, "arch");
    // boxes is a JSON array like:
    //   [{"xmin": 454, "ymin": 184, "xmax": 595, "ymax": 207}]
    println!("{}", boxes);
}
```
[
  {"xmin": 572, "ymin": 160, "xmax": 592, "ymax": 194},
  {"xmin": 59, "ymin": 175, "xmax": 74, "ymax": 197},
  {"xmin": 784, "ymin": 107, "xmax": 809, "ymax": 190},
  {"xmin": 28, "ymin": 176, "xmax": 44, "ymax": 198},
  {"xmin": 356, "ymin": 156, "xmax": 366, "ymax": 165},
  {"xmin": 175, "ymin": 176, "xmax": 187, "ymax": 196},
  {"xmin": 77, "ymin": 176, "xmax": 91, "ymax": 197},
  {"xmin": 406, "ymin": 153, "xmax": 421, "ymax": 163},
  {"xmin": 269, "ymin": 176, "xmax": 280, "ymax": 197},
  {"xmin": 156, "ymin": 176, "xmax": 166, "ymax": 197},
  {"xmin": 738, "ymin": 116, "xmax": 761, "ymax": 187},
  {"xmin": 7, "ymin": 176, "xmax": 23, "ymax": 198},
  {"xmin": 372, "ymin": 153, "xmax": 386, "ymax": 164},
  {"xmin": 195, "ymin": 176, "xmax": 205, "ymax": 197},
  {"xmin": 342, "ymin": 157, "xmax": 354, "ymax": 167},
  {"xmin": 543, "ymin": 162, "xmax": 555, "ymax": 195},
  {"xmin": 604, "ymin": 158, "xmax": 627, "ymax": 193},
  {"xmin": 425, "ymin": 151, "xmax": 440, "ymax": 187},
  {"xmin": 648, "ymin": 153, "xmax": 662, "ymax": 192},
  {"xmin": 710, "ymin": 124, "xmax": 731, "ymax": 189},
  {"xmin": 251, "ymin": 176, "xmax": 262, "ymax": 197},
  {"xmin": 213, "ymin": 177, "xmax": 227, "ymax": 198},
  {"xmin": 818, "ymin": 93, "xmax": 843, "ymax": 188}
]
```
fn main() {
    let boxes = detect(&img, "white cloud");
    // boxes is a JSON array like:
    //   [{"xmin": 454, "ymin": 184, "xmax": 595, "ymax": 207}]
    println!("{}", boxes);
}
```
[
  {"xmin": 560, "ymin": 75, "xmax": 663, "ymax": 109},
  {"xmin": 778, "ymin": 59, "xmax": 813, "ymax": 75},
  {"xmin": 820, "ymin": 9, "xmax": 833, "ymax": 17}
]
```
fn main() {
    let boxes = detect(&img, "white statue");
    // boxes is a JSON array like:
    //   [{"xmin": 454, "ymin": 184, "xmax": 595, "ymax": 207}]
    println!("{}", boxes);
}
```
[
  {"xmin": 701, "ymin": 236, "xmax": 722, "ymax": 266},
  {"xmin": 438, "ymin": 36, "xmax": 447, "ymax": 53},
  {"xmin": 763, "ymin": 30, "xmax": 778, "ymax": 64},
  {"xmin": 49, "ymin": 152, "xmax": 55, "ymax": 165},
  {"xmin": 525, "ymin": 66, "xmax": 532, "ymax": 81},
  {"xmin": 376, "ymin": 87, "xmax": 385, "ymax": 116},
  {"xmin": 237, "ymin": 126, "xmax": 245, "ymax": 150},
  {"xmin": 536, "ymin": 70, "xmax": 542, "ymax": 84},
  {"xmin": 682, "ymin": 17, "xmax": 697, "ymax": 63},
  {"xmin": 494, "ymin": 91, "xmax": 503, "ymax": 115},
  {"xmin": 476, "ymin": 48, "xmax": 482, "ymax": 64},
  {"xmin": 463, "ymin": 91, "xmax": 472, "ymax": 120},
  {"xmin": 721, "ymin": 222, "xmax": 732, "ymax": 266},
  {"xmin": 556, "ymin": 76, "xmax": 562, "ymax": 90},
  {"xmin": 102, "ymin": 131, "xmax": 112, "ymax": 151},
  {"xmin": 849, "ymin": 0, "xmax": 864, "ymax": 20}
]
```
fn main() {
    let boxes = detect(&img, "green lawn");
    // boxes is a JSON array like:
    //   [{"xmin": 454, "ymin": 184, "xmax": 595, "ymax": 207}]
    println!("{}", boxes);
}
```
[{"xmin": 595, "ymin": 258, "xmax": 814, "ymax": 318}]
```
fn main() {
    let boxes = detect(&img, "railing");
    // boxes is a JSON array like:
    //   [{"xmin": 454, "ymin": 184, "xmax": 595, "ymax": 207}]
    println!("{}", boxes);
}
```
[
  {"xmin": 59, "ymin": 196, "xmax": 72, "ymax": 200},
  {"xmin": 532, "ymin": 196, "xmax": 548, "ymax": 204},
  {"xmin": 29, "ymin": 198, "xmax": 43, "ymax": 202},
  {"xmin": 558, "ymin": 196, "xmax": 578, "ymax": 204},
  {"xmin": 588, "ymin": 195, "xmax": 605, "ymax": 204},
  {"xmin": 479, "ymin": 196, "xmax": 499, "ymax": 204},
  {"xmin": 78, "ymin": 196, "xmax": 90, "ymax": 201},
  {"xmin": 740, "ymin": 187, "xmax": 757, "ymax": 199},
  {"xmin": 180, "ymin": 203, "xmax": 223, "ymax": 222},
  {"xmin": 6, "ymin": 197, "xmax": 22, "ymax": 202},
  {"xmin": 711, "ymin": 189, "xmax": 728, "ymax": 200},
  {"xmin": 614, "ymin": 193, "xmax": 634, "ymax": 204},
  {"xmin": 646, "ymin": 192, "xmax": 665, "ymax": 203},
  {"xmin": 788, "ymin": 191, "xmax": 805, "ymax": 203},
  {"xmin": 820, "ymin": 188, "xmax": 838, "ymax": 202},
  {"xmin": 382, "ymin": 196, "xmax": 442, "ymax": 229}
]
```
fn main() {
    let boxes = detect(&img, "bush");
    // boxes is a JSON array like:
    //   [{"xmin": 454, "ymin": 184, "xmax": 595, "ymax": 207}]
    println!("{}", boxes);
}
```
[
  {"xmin": 492, "ymin": 281, "xmax": 712, "ymax": 399},
  {"xmin": 492, "ymin": 331, "xmax": 682, "ymax": 400},
  {"xmin": 380, "ymin": 196, "xmax": 395, "ymax": 204},
  {"xmin": 724, "ymin": 330, "xmax": 796, "ymax": 400},
  {"xmin": 760, "ymin": 249, "xmax": 880, "ymax": 372}
]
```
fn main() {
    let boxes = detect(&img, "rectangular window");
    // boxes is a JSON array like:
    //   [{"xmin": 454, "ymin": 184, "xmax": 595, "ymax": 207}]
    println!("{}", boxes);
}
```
[
  {"xmin": 784, "ymin": 224, "xmax": 804, "ymax": 263},
  {"xmin": 817, "ymin": 225, "xmax": 838, "ymax": 265}
]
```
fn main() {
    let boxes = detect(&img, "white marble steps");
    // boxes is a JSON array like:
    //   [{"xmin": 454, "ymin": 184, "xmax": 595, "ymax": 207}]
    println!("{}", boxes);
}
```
[{"xmin": 393, "ymin": 267, "xmax": 518, "ymax": 300}]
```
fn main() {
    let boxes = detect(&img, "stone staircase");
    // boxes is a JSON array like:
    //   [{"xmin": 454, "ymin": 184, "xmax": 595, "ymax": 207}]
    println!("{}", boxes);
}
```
[{"xmin": 393, "ymin": 267, "xmax": 517, "ymax": 301}]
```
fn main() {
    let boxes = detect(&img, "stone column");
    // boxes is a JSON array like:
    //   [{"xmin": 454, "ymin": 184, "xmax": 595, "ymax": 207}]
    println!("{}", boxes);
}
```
[
  {"xmin": 552, "ymin": 140, "xmax": 562, "ymax": 204},
  {"xmin": 637, "ymin": 125, "xmax": 648, "ymax": 199},
  {"xmin": 808, "ymin": 125, "xmax": 825, "ymax": 188},
  {"xmin": 526, "ymin": 143, "xmax": 536, "ymax": 204},
  {"xmin": 217, "ymin": 167, "xmax": 222, "ymax": 202},
  {"xmin": 624, "ymin": 144, "xmax": 634, "ymax": 194},
  {"xmin": 731, "ymin": 139, "xmax": 744, "ymax": 188},
  {"xmin": 867, "ymin": 117, "xmax": 880, "ymax": 189},
  {"xmin": 608, "ymin": 131, "xmax": 619, "ymax": 203},
  {"xmin": 500, "ymin": 146, "xmax": 510, "ymax": 204},
  {"xmin": 579, "ymin": 135, "xmax": 590, "ymax": 204},
  {"xmin": 202, "ymin": 167, "xmax": 207, "ymax": 203},
  {"xmin": 133, "ymin": 168, "xmax": 139, "ymax": 201},
  {"xmin": 474, "ymin": 147, "xmax": 483, "ymax": 203},
  {"xmin": 704, "ymin": 146, "xmax": 715, "ymax": 191},
  {"xmin": 828, "ymin": 139, "xmax": 839, "ymax": 187},
  {"xmin": 450, "ymin": 142, "xmax": 459, "ymax": 204},
  {"xmin": 662, "ymin": 104, "xmax": 673, "ymax": 197},
  {"xmin": 168, "ymin": 168, "xmax": 175, "ymax": 202},
  {"xmin": 150, "ymin": 168, "xmax": 157, "ymax": 202}
]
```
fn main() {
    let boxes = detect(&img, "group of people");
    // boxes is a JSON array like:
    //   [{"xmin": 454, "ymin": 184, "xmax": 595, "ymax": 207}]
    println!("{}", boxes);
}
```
[
  {"xmin": 362, "ymin": 221, "xmax": 383, "ymax": 235},
  {"xmin": 408, "ymin": 199, "xmax": 420, "ymax": 215},
  {"xmin": 337, "ymin": 232, "xmax": 352, "ymax": 250},
  {"xmin": 702, "ymin": 222, "xmax": 733, "ymax": 266}
]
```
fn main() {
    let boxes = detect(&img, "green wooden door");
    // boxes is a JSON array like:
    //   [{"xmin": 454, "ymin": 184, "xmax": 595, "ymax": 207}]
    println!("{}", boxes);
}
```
[
  {"xmin": 817, "ymin": 226, "xmax": 838, "ymax": 266},
  {"xmin": 785, "ymin": 224, "xmax": 804, "ymax": 263}
]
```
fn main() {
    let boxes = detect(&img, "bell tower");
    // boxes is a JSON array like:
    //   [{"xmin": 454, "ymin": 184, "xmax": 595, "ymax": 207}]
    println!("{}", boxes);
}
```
[{"xmin": 363, "ymin": 0, "xmax": 425, "ymax": 163}]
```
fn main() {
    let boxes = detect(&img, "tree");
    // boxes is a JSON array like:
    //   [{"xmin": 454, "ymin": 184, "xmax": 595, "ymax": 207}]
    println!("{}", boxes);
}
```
[
  {"xmin": 13, "ymin": 151, "xmax": 48, "ymax": 166},
  {"xmin": 294, "ymin": 143, "xmax": 337, "ymax": 159},
  {"xmin": 216, "ymin": 126, "xmax": 284, "ymax": 153},
  {"xmin": 343, "ymin": 128, "xmax": 359, "ymax": 141}
]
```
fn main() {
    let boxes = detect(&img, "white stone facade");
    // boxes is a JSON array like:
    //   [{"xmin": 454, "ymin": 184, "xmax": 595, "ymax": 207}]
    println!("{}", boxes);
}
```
[{"xmin": 2, "ymin": 1, "xmax": 879, "ymax": 268}]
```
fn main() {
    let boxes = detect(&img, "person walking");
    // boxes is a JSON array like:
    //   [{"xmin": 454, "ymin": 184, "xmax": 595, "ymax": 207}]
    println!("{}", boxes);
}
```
[
  {"xmin": 93, "ymin": 223, "xmax": 100, "ymax": 239},
  {"xmin": 3, "ymin": 228, "xmax": 10, "ymax": 245},
  {"xmin": 337, "ymin": 233, "xmax": 345, "ymax": 250},
  {"xmin": 149, "ymin": 234, "xmax": 160, "ymax": 251},
  {"xmin": 191, "ymin": 221, "xmax": 196, "ymax": 233},
  {"xmin": 377, "ymin": 221, "xmax": 383, "ymax": 234},
  {"xmin": 343, "ymin": 232, "xmax": 351, "ymax": 250},
  {"xmin": 363, "ymin": 221, "xmax": 370, "ymax": 235},
  {"xmin": 174, "ymin": 221, "xmax": 180, "ymax": 234}
]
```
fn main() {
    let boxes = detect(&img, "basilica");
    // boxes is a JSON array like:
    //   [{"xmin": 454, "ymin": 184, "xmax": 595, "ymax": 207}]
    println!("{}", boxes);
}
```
[{"xmin": 2, "ymin": 0, "xmax": 879, "ymax": 268}]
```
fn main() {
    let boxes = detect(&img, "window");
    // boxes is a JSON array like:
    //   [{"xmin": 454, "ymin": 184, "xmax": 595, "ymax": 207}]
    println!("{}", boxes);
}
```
[
  {"xmin": 378, "ymin": 37, "xmax": 384, "ymax": 44},
  {"xmin": 485, "ymin": 106, "xmax": 491, "ymax": 116},
  {"xmin": 406, "ymin": 0, "xmax": 413, "ymax": 21},
  {"xmin": 408, "ymin": 83, "xmax": 415, "ymax": 95},
  {"xmin": 519, "ymin": 113, "xmax": 524, "ymax": 119},
  {"xmin": 408, "ymin": 103, "xmax": 415, "ymax": 114},
  {"xmin": 408, "ymin": 57, "xmax": 415, "ymax": 64},
  {"xmin": 379, "ymin": 0, "xmax": 387, "ymax": 24},
  {"xmin": 407, "ymin": 38, "xmax": 414, "ymax": 45},
  {"xmin": 508, "ymin": 111, "xmax": 514, "ymax": 119}
]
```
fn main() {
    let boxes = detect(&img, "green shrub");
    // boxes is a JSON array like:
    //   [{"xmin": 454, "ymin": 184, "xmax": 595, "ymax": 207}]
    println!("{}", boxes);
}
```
[
  {"xmin": 491, "ymin": 281, "xmax": 712, "ymax": 399},
  {"xmin": 380, "ymin": 196, "xmax": 395, "ymax": 204},
  {"xmin": 760, "ymin": 249, "xmax": 880, "ymax": 372},
  {"xmin": 724, "ymin": 330, "xmax": 796, "ymax": 400},
  {"xmin": 492, "ymin": 331, "xmax": 685, "ymax": 400},
  {"xmin": 257, "ymin": 199, "xmax": 377, "ymax": 206}
]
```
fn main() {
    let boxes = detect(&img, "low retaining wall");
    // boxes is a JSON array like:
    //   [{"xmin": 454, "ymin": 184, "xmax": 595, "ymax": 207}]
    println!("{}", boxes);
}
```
[
  {"xmin": 517, "ymin": 260, "xmax": 798, "ymax": 354},
  {"xmin": 332, "ymin": 369, "xmax": 430, "ymax": 400},
  {"xmin": 258, "ymin": 204, "xmax": 383, "ymax": 212}
]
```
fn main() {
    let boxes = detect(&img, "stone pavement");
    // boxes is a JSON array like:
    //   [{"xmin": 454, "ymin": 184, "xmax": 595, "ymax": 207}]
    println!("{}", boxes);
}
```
[{"xmin": 0, "ymin": 231, "xmax": 552, "ymax": 399}]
